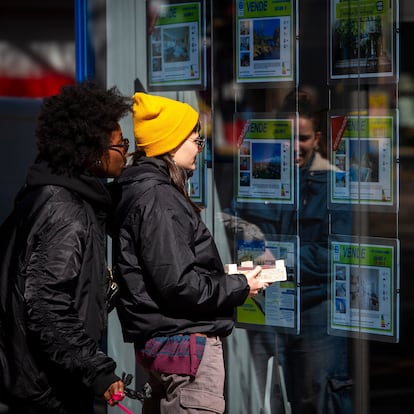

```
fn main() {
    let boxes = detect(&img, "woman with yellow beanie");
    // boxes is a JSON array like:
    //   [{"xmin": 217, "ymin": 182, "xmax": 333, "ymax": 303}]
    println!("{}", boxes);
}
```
[{"xmin": 111, "ymin": 92, "xmax": 267, "ymax": 413}]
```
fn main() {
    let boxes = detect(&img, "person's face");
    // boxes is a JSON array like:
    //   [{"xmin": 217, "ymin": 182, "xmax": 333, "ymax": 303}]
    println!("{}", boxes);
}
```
[
  {"xmin": 99, "ymin": 127, "xmax": 129, "ymax": 177},
  {"xmin": 294, "ymin": 117, "xmax": 320, "ymax": 168},
  {"xmin": 171, "ymin": 129, "xmax": 204, "ymax": 171}
]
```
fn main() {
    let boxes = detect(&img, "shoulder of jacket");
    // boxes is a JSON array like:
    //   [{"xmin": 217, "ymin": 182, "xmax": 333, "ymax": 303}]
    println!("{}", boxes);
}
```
[
  {"xmin": 33, "ymin": 184, "xmax": 80, "ymax": 201},
  {"xmin": 31, "ymin": 185, "xmax": 90, "ymax": 225}
]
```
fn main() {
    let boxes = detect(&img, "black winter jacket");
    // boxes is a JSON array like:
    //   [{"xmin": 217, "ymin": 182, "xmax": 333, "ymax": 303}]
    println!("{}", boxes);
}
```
[
  {"xmin": 0, "ymin": 162, "xmax": 119, "ymax": 414},
  {"xmin": 111, "ymin": 157, "xmax": 250, "ymax": 347}
]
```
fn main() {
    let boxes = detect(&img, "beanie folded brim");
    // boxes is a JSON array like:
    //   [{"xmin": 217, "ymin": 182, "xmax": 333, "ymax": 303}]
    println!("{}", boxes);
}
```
[{"xmin": 132, "ymin": 93, "xmax": 199, "ymax": 157}]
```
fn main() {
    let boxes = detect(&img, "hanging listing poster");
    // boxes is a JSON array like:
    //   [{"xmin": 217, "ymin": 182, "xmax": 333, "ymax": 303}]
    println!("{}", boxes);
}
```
[
  {"xmin": 330, "ymin": 115, "xmax": 396, "ymax": 208},
  {"xmin": 188, "ymin": 147, "xmax": 205, "ymax": 205},
  {"xmin": 236, "ymin": 0, "xmax": 295, "ymax": 83},
  {"xmin": 329, "ymin": 236, "xmax": 399, "ymax": 342},
  {"xmin": 233, "ymin": 237, "xmax": 299, "ymax": 332},
  {"xmin": 236, "ymin": 118, "xmax": 294, "ymax": 204},
  {"xmin": 330, "ymin": 0, "xmax": 396, "ymax": 80},
  {"xmin": 147, "ymin": 1, "xmax": 205, "ymax": 90}
]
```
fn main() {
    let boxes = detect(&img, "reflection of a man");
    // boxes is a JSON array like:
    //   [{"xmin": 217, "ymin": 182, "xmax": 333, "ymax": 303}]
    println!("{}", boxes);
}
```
[
  {"xmin": 273, "ymin": 96, "xmax": 354, "ymax": 414},
  {"xmin": 232, "ymin": 89, "xmax": 354, "ymax": 414}
]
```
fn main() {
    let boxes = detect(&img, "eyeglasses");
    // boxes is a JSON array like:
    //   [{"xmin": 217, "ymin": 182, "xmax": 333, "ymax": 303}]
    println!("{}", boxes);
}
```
[
  {"xmin": 108, "ymin": 138, "xmax": 130, "ymax": 152},
  {"xmin": 193, "ymin": 136, "xmax": 205, "ymax": 150}
]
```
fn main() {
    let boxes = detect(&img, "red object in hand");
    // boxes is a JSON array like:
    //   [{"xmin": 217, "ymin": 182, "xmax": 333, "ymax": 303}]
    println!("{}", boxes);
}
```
[{"xmin": 108, "ymin": 392, "xmax": 133, "ymax": 414}]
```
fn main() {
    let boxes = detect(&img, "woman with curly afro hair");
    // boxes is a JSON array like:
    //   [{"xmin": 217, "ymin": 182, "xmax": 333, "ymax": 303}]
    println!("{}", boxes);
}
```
[
  {"xmin": 36, "ymin": 80, "xmax": 131, "ymax": 177},
  {"xmin": 0, "ymin": 81, "xmax": 131, "ymax": 414}
]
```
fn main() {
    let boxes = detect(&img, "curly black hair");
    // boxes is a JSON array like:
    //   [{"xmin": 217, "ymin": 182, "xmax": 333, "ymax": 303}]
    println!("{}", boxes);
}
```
[{"xmin": 35, "ymin": 81, "xmax": 131, "ymax": 176}]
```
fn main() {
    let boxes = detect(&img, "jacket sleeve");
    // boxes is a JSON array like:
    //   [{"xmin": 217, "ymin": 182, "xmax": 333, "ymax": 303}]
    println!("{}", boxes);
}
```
[
  {"xmin": 136, "ymin": 191, "xmax": 249, "ymax": 314},
  {"xmin": 23, "ymin": 202, "xmax": 118, "ymax": 396}
]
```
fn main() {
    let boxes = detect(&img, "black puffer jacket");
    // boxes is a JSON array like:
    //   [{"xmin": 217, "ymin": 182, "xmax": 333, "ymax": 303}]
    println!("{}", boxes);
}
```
[
  {"xmin": 111, "ymin": 157, "xmax": 249, "ymax": 347},
  {"xmin": 0, "ymin": 162, "xmax": 119, "ymax": 414}
]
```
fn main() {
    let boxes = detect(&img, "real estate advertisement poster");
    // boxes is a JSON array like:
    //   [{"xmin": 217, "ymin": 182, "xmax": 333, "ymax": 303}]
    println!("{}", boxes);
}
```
[
  {"xmin": 188, "ymin": 148, "xmax": 205, "ymax": 205},
  {"xmin": 234, "ymin": 237, "xmax": 299, "ymax": 333},
  {"xmin": 236, "ymin": 0, "xmax": 295, "ymax": 84},
  {"xmin": 329, "ymin": 236, "xmax": 399, "ymax": 342},
  {"xmin": 147, "ymin": 1, "xmax": 205, "ymax": 90},
  {"xmin": 236, "ymin": 118, "xmax": 295, "ymax": 204},
  {"xmin": 330, "ymin": 114, "xmax": 397, "ymax": 209},
  {"xmin": 330, "ymin": 0, "xmax": 397, "ymax": 80}
]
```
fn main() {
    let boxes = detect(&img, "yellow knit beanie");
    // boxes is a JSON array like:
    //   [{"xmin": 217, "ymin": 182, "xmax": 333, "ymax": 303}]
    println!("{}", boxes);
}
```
[{"xmin": 132, "ymin": 92, "xmax": 199, "ymax": 157}]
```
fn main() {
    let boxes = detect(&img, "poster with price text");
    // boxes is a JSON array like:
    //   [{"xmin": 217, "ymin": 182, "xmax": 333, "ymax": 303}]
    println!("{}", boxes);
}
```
[
  {"xmin": 147, "ymin": 1, "xmax": 205, "ymax": 90},
  {"xmin": 236, "ymin": 117, "xmax": 294, "ymax": 204},
  {"xmin": 330, "ymin": 0, "xmax": 397, "ymax": 80},
  {"xmin": 330, "ymin": 114, "xmax": 397, "ymax": 210},
  {"xmin": 236, "ymin": 0, "xmax": 295, "ymax": 84},
  {"xmin": 235, "ymin": 237, "xmax": 299, "ymax": 333},
  {"xmin": 329, "ymin": 236, "xmax": 399, "ymax": 342},
  {"xmin": 188, "ymin": 148, "xmax": 205, "ymax": 205}
]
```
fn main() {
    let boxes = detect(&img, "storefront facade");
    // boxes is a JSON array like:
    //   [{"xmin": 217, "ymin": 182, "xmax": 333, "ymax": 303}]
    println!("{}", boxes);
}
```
[
  {"xmin": 1, "ymin": 1, "xmax": 413, "ymax": 413},
  {"xmin": 105, "ymin": 2, "xmax": 413, "ymax": 413}
]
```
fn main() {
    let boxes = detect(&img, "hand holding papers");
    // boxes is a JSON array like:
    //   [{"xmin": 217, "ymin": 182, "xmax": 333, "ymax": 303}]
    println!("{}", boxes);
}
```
[{"xmin": 225, "ymin": 260, "xmax": 287, "ymax": 283}]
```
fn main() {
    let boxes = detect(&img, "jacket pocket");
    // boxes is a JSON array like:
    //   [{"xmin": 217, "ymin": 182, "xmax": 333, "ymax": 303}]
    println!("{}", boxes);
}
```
[{"xmin": 180, "ymin": 388, "xmax": 225, "ymax": 413}]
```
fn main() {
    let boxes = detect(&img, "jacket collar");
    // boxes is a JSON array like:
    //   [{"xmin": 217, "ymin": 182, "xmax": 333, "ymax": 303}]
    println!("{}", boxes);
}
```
[
  {"xmin": 308, "ymin": 152, "xmax": 338, "ymax": 172},
  {"xmin": 24, "ymin": 161, "xmax": 112, "ymax": 210}
]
